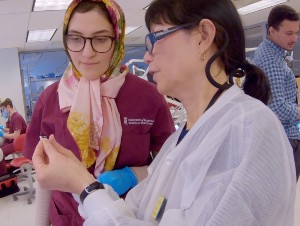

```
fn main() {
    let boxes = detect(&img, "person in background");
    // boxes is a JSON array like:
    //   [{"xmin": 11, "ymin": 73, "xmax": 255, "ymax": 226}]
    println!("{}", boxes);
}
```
[
  {"xmin": 0, "ymin": 98, "xmax": 27, "ymax": 159},
  {"xmin": 24, "ymin": 0, "xmax": 174, "ymax": 225},
  {"xmin": 32, "ymin": 0, "xmax": 296, "ymax": 225},
  {"xmin": 0, "ymin": 98, "xmax": 27, "ymax": 176},
  {"xmin": 253, "ymin": 5, "xmax": 300, "ymax": 181}
]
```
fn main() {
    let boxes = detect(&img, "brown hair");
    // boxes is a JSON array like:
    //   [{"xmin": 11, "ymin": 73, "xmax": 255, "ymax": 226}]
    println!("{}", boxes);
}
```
[
  {"xmin": 0, "ymin": 98, "xmax": 13, "ymax": 108},
  {"xmin": 65, "ymin": 1, "xmax": 112, "ymax": 35},
  {"xmin": 268, "ymin": 5, "xmax": 299, "ymax": 31}
]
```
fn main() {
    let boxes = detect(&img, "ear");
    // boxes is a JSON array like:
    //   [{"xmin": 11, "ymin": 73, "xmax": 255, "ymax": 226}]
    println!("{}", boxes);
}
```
[
  {"xmin": 269, "ymin": 26, "xmax": 276, "ymax": 36},
  {"xmin": 197, "ymin": 19, "xmax": 216, "ymax": 55}
]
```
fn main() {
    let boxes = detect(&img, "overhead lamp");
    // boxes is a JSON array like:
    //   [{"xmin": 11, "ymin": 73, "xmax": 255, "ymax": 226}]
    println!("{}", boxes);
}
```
[
  {"xmin": 27, "ymin": 29, "xmax": 56, "ymax": 42},
  {"xmin": 238, "ymin": 0, "xmax": 289, "ymax": 16},
  {"xmin": 33, "ymin": 0, "xmax": 72, "ymax": 11},
  {"xmin": 125, "ymin": 26, "xmax": 141, "ymax": 35}
]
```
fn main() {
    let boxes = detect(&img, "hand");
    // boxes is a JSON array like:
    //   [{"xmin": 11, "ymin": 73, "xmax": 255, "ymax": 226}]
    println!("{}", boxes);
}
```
[
  {"xmin": 0, "ymin": 129, "xmax": 4, "ymax": 137},
  {"xmin": 0, "ymin": 148, "xmax": 3, "ymax": 161},
  {"xmin": 33, "ymin": 135, "xmax": 95, "ymax": 195},
  {"xmin": 97, "ymin": 166, "xmax": 138, "ymax": 195}
]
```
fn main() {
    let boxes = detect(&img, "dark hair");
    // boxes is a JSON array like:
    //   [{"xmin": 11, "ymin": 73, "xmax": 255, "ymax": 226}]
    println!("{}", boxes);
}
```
[
  {"xmin": 65, "ymin": 1, "xmax": 112, "ymax": 35},
  {"xmin": 145, "ymin": 0, "xmax": 270, "ymax": 104},
  {"xmin": 268, "ymin": 5, "xmax": 299, "ymax": 31},
  {"xmin": 242, "ymin": 64, "xmax": 270, "ymax": 104},
  {"xmin": 0, "ymin": 98, "xmax": 13, "ymax": 108}
]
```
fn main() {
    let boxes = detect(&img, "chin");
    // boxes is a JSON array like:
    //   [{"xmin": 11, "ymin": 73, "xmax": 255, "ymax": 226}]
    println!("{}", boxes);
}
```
[
  {"xmin": 285, "ymin": 45, "xmax": 294, "ymax": 51},
  {"xmin": 156, "ymin": 84, "xmax": 166, "ymax": 95},
  {"xmin": 157, "ymin": 84, "xmax": 173, "ymax": 97},
  {"xmin": 79, "ymin": 69, "xmax": 102, "ymax": 80}
]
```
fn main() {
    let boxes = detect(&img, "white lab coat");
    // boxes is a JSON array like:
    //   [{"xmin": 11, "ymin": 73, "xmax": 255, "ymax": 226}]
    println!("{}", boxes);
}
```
[{"xmin": 75, "ymin": 85, "xmax": 296, "ymax": 226}]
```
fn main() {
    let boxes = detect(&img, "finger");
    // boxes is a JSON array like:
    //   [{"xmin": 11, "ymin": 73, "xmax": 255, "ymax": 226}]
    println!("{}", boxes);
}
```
[
  {"xmin": 32, "ymin": 140, "xmax": 47, "ymax": 170},
  {"xmin": 39, "ymin": 136, "xmax": 61, "ymax": 162},
  {"xmin": 48, "ymin": 135, "xmax": 79, "ymax": 161}
]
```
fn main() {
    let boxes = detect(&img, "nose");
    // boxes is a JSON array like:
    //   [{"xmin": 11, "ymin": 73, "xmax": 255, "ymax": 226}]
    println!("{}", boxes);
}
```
[
  {"xmin": 143, "ymin": 51, "xmax": 152, "ymax": 64},
  {"xmin": 294, "ymin": 34, "xmax": 298, "ymax": 42},
  {"xmin": 82, "ymin": 39, "xmax": 96, "ymax": 57}
]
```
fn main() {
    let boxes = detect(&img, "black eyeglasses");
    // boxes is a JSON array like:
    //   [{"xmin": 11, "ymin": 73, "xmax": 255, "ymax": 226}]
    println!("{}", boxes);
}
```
[
  {"xmin": 145, "ymin": 23, "xmax": 195, "ymax": 54},
  {"xmin": 64, "ymin": 35, "xmax": 116, "ymax": 53}
]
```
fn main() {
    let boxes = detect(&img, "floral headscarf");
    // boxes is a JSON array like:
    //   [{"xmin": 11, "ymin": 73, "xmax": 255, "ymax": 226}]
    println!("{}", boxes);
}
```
[{"xmin": 63, "ymin": 0, "xmax": 125, "ymax": 79}]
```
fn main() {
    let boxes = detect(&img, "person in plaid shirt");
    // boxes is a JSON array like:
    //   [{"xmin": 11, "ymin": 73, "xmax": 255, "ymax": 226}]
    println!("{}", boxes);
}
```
[{"xmin": 253, "ymin": 5, "xmax": 300, "ymax": 181}]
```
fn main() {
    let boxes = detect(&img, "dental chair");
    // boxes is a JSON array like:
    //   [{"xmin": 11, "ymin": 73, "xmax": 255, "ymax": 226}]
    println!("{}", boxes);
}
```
[{"xmin": 10, "ymin": 134, "xmax": 35, "ymax": 204}]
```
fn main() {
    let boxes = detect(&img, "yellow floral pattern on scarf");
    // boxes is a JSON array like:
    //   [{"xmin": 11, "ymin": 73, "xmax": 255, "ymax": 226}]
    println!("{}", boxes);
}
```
[
  {"xmin": 67, "ymin": 111, "xmax": 96, "ymax": 168},
  {"xmin": 100, "ymin": 137, "xmax": 120, "ymax": 171},
  {"xmin": 104, "ymin": 146, "xmax": 120, "ymax": 171}
]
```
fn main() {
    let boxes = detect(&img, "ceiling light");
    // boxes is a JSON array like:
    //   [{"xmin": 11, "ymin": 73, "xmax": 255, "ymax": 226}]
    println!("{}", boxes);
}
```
[
  {"xmin": 33, "ymin": 0, "xmax": 72, "ymax": 11},
  {"xmin": 125, "ymin": 26, "xmax": 141, "ymax": 35},
  {"xmin": 238, "ymin": 0, "xmax": 289, "ymax": 16},
  {"xmin": 27, "ymin": 29, "xmax": 56, "ymax": 42}
]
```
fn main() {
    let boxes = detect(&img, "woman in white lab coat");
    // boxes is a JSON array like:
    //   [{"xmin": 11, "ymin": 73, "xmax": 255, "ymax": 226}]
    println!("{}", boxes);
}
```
[{"xmin": 32, "ymin": 0, "xmax": 296, "ymax": 225}]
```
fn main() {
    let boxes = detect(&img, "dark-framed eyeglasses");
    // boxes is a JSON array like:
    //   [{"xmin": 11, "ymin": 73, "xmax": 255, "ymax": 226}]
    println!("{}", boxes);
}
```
[
  {"xmin": 145, "ymin": 23, "xmax": 195, "ymax": 54},
  {"xmin": 64, "ymin": 35, "xmax": 116, "ymax": 53}
]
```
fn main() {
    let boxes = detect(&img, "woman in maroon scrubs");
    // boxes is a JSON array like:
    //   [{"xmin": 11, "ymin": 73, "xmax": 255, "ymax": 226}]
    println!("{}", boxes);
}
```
[{"xmin": 24, "ymin": 1, "xmax": 174, "ymax": 225}]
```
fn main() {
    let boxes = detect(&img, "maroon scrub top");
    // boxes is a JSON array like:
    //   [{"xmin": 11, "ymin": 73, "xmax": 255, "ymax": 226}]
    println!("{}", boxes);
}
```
[{"xmin": 24, "ymin": 73, "xmax": 175, "ymax": 226}]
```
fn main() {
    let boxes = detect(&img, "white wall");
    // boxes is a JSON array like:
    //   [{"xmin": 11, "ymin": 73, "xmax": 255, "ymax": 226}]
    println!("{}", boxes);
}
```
[{"xmin": 0, "ymin": 48, "xmax": 25, "ymax": 118}]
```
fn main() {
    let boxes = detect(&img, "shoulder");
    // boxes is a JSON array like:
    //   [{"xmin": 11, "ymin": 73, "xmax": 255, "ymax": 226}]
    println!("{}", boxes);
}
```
[
  {"xmin": 231, "ymin": 93, "xmax": 281, "ymax": 129},
  {"xmin": 38, "ymin": 80, "xmax": 60, "ymax": 103},
  {"xmin": 254, "ymin": 41, "xmax": 283, "ymax": 67},
  {"xmin": 119, "ymin": 73, "xmax": 164, "ymax": 103},
  {"xmin": 124, "ymin": 73, "xmax": 157, "ymax": 90},
  {"xmin": 11, "ymin": 112, "xmax": 22, "ymax": 120},
  {"xmin": 212, "ymin": 87, "xmax": 280, "ymax": 129},
  {"xmin": 13, "ymin": 112, "xmax": 24, "ymax": 118}
]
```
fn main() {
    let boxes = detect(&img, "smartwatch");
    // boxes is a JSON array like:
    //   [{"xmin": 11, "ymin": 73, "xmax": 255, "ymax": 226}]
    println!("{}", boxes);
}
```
[{"xmin": 80, "ymin": 181, "xmax": 104, "ymax": 204}]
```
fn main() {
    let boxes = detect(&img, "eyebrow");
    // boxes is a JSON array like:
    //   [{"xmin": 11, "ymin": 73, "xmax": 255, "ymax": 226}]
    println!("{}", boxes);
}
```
[{"xmin": 67, "ymin": 29, "xmax": 114, "ymax": 36}]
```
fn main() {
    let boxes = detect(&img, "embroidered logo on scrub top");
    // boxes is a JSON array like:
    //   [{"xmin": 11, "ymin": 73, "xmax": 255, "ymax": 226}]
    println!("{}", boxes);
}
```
[
  {"xmin": 123, "ymin": 117, "xmax": 154, "ymax": 126},
  {"xmin": 152, "ymin": 196, "xmax": 167, "ymax": 221}
]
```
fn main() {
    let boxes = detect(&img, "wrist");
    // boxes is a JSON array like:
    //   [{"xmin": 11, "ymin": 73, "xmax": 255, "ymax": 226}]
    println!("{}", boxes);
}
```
[
  {"xmin": 79, "ymin": 181, "xmax": 104, "ymax": 204},
  {"xmin": 76, "ymin": 174, "xmax": 96, "ymax": 195},
  {"xmin": 130, "ymin": 166, "xmax": 148, "ymax": 184},
  {"xmin": 124, "ymin": 166, "xmax": 138, "ymax": 187}
]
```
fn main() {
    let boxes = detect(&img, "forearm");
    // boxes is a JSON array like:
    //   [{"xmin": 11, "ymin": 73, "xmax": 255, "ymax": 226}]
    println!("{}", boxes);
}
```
[
  {"xmin": 4, "ymin": 132, "xmax": 18, "ymax": 140},
  {"xmin": 35, "ymin": 183, "xmax": 51, "ymax": 226},
  {"xmin": 130, "ymin": 166, "xmax": 148, "ymax": 183},
  {"xmin": 269, "ymin": 101, "xmax": 298, "ymax": 123},
  {"xmin": 74, "ymin": 173, "xmax": 96, "ymax": 196}
]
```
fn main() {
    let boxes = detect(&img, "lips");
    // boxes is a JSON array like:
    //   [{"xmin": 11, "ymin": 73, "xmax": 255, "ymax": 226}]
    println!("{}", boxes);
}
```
[
  {"xmin": 148, "ymin": 68, "xmax": 156, "ymax": 75},
  {"xmin": 81, "ymin": 62, "xmax": 98, "ymax": 65}
]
